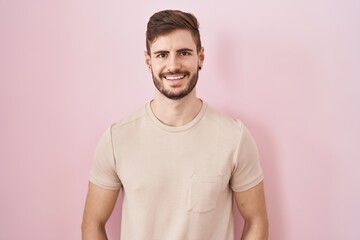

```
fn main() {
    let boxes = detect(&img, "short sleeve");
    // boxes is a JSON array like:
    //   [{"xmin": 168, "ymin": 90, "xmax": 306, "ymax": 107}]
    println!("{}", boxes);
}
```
[
  {"xmin": 89, "ymin": 125, "xmax": 122, "ymax": 190},
  {"xmin": 230, "ymin": 123, "xmax": 264, "ymax": 192}
]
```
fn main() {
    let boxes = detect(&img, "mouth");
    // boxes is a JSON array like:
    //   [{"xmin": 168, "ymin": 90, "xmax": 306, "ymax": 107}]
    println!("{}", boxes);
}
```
[
  {"xmin": 164, "ymin": 75, "xmax": 187, "ymax": 81},
  {"xmin": 160, "ymin": 71, "xmax": 190, "ymax": 81}
]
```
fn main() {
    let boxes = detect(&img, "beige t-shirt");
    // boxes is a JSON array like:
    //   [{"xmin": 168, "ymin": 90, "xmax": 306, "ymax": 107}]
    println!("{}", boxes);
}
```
[{"xmin": 90, "ymin": 102, "xmax": 263, "ymax": 240}]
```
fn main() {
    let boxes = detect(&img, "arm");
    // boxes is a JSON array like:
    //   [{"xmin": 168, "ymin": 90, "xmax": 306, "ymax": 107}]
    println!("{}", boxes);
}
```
[
  {"xmin": 234, "ymin": 181, "xmax": 269, "ymax": 240},
  {"xmin": 81, "ymin": 182, "xmax": 120, "ymax": 240}
]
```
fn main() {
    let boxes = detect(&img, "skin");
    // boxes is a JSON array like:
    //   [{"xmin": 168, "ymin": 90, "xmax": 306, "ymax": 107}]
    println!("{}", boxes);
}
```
[
  {"xmin": 82, "ymin": 183, "xmax": 119, "ymax": 240},
  {"xmin": 82, "ymin": 29, "xmax": 268, "ymax": 240},
  {"xmin": 144, "ymin": 29, "xmax": 205, "ymax": 127},
  {"xmin": 235, "ymin": 182, "xmax": 269, "ymax": 240}
]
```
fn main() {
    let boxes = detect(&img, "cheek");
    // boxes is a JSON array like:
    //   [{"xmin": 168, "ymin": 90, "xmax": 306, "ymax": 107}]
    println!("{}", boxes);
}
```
[
  {"xmin": 150, "ymin": 61, "xmax": 163, "ymax": 72},
  {"xmin": 151, "ymin": 65, "xmax": 161, "ymax": 73},
  {"xmin": 185, "ymin": 62, "xmax": 199, "ymax": 72},
  {"xmin": 187, "ymin": 58, "xmax": 200, "ymax": 67}
]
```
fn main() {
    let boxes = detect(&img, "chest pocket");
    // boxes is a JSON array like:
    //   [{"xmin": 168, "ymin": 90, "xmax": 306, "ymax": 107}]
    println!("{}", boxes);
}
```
[{"xmin": 187, "ymin": 174, "xmax": 222, "ymax": 213}]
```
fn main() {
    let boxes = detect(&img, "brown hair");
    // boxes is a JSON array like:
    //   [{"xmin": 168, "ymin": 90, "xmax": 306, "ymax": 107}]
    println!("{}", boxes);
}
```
[{"xmin": 146, "ymin": 10, "xmax": 202, "ymax": 54}]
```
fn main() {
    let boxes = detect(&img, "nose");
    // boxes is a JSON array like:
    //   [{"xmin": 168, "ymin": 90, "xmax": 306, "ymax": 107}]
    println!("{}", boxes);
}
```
[{"xmin": 166, "ymin": 54, "xmax": 181, "ymax": 72}]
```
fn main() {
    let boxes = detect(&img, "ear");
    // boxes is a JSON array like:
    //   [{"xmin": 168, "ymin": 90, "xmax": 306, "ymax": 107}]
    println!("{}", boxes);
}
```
[
  {"xmin": 144, "ymin": 51, "xmax": 151, "ymax": 71},
  {"xmin": 198, "ymin": 47, "xmax": 205, "ymax": 69}
]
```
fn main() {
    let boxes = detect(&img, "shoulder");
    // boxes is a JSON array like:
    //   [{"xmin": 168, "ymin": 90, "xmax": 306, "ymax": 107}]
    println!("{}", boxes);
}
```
[
  {"xmin": 203, "ymin": 104, "xmax": 245, "ymax": 134},
  {"xmin": 110, "ymin": 105, "xmax": 148, "ymax": 133}
]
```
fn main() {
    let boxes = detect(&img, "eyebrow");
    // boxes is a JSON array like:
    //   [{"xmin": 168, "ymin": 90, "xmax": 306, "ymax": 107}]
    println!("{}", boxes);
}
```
[{"xmin": 153, "ymin": 48, "xmax": 194, "ymax": 55}]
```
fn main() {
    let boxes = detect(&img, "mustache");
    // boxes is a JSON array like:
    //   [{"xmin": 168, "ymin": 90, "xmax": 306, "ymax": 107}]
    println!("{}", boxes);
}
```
[{"xmin": 159, "ymin": 71, "xmax": 190, "ymax": 78}]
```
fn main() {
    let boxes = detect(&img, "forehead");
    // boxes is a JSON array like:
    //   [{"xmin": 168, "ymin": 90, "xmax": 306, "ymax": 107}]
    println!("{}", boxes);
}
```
[{"xmin": 149, "ymin": 29, "xmax": 197, "ymax": 52}]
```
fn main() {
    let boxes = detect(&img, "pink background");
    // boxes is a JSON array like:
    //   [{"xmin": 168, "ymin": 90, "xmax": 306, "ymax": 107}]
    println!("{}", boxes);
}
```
[{"xmin": 1, "ymin": 1, "xmax": 359, "ymax": 239}]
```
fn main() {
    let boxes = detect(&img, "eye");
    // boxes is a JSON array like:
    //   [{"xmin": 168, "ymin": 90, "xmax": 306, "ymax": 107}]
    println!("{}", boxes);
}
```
[
  {"xmin": 179, "ymin": 51, "xmax": 191, "ymax": 56},
  {"xmin": 156, "ymin": 53, "xmax": 167, "ymax": 59}
]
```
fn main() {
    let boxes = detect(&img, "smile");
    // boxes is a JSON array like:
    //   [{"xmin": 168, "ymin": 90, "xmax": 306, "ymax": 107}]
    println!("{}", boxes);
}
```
[{"xmin": 164, "ymin": 75, "xmax": 186, "ymax": 80}]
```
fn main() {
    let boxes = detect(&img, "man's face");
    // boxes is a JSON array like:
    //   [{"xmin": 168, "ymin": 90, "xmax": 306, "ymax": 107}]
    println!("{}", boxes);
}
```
[{"xmin": 145, "ymin": 29, "xmax": 204, "ymax": 100}]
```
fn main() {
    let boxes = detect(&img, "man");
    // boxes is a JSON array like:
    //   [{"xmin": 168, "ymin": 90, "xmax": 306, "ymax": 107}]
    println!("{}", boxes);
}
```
[{"xmin": 82, "ymin": 10, "xmax": 268, "ymax": 240}]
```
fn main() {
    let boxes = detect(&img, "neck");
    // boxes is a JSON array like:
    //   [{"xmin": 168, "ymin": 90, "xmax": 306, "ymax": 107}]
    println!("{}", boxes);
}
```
[{"xmin": 150, "ymin": 90, "xmax": 203, "ymax": 127}]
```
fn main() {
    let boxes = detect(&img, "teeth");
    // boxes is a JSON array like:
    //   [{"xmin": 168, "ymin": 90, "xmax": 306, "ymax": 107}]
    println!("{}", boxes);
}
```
[{"xmin": 165, "ymin": 75, "xmax": 185, "ymax": 80}]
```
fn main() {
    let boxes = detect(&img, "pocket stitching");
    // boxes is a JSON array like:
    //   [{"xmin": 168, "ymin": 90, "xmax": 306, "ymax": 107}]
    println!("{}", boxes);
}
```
[{"xmin": 188, "ymin": 174, "xmax": 221, "ymax": 213}]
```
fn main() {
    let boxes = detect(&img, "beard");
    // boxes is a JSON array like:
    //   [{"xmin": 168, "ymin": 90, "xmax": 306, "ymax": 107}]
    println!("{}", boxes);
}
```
[{"xmin": 151, "ymin": 68, "xmax": 199, "ymax": 100}]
